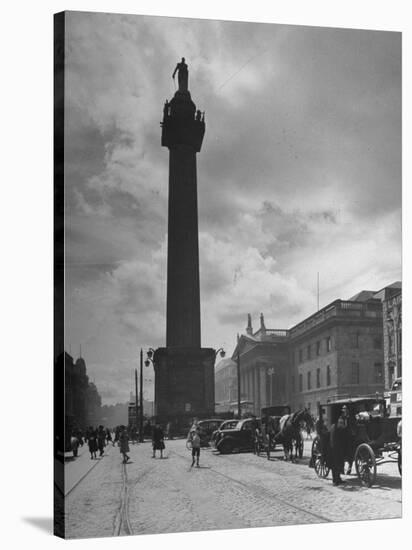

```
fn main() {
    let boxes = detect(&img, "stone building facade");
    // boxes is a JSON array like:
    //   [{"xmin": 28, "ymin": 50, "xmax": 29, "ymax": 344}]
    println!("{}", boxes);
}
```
[
  {"xmin": 218, "ymin": 283, "xmax": 401, "ymax": 417},
  {"xmin": 289, "ymin": 298, "xmax": 384, "ymax": 412},
  {"xmin": 374, "ymin": 282, "xmax": 402, "ymax": 389}
]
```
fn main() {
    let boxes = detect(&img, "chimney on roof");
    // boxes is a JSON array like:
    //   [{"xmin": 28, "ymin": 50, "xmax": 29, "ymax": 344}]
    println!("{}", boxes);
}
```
[
  {"xmin": 246, "ymin": 313, "xmax": 253, "ymax": 335},
  {"xmin": 260, "ymin": 313, "xmax": 266, "ymax": 336}
]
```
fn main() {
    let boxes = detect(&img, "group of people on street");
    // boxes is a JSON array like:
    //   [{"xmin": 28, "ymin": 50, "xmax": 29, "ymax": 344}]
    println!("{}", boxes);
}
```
[
  {"xmin": 69, "ymin": 417, "xmax": 208, "ymax": 468},
  {"xmin": 70, "ymin": 426, "xmax": 113, "ymax": 460}
]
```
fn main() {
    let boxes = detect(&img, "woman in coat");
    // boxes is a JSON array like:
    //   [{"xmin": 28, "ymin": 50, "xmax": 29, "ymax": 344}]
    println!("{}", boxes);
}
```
[
  {"xmin": 152, "ymin": 423, "xmax": 165, "ymax": 458},
  {"xmin": 87, "ymin": 428, "xmax": 98, "ymax": 460},
  {"xmin": 97, "ymin": 425, "xmax": 106, "ymax": 457},
  {"xmin": 119, "ymin": 426, "xmax": 130, "ymax": 464}
]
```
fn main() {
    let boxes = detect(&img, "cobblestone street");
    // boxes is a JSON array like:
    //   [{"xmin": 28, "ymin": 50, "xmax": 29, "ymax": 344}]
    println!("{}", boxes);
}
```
[{"xmin": 65, "ymin": 438, "xmax": 401, "ymax": 539}]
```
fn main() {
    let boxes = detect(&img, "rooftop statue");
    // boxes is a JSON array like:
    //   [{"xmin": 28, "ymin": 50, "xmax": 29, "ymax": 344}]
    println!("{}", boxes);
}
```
[{"xmin": 172, "ymin": 57, "xmax": 188, "ymax": 92}]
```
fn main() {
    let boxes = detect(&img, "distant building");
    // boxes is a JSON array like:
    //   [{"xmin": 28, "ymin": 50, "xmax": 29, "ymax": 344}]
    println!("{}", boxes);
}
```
[
  {"xmin": 373, "ymin": 282, "xmax": 402, "ymax": 389},
  {"xmin": 60, "ymin": 352, "xmax": 102, "ymax": 431},
  {"xmin": 215, "ymin": 357, "xmax": 237, "ymax": 413},
  {"xmin": 230, "ymin": 314, "xmax": 290, "ymax": 416},
  {"xmin": 218, "ymin": 283, "xmax": 401, "ymax": 416}
]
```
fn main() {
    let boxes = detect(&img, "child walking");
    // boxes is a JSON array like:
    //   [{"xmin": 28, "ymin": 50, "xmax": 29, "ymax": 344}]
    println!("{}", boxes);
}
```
[{"xmin": 187, "ymin": 426, "xmax": 201, "ymax": 467}]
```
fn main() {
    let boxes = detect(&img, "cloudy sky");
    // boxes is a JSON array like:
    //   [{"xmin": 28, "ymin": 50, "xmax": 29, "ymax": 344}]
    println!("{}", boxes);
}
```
[{"xmin": 64, "ymin": 11, "xmax": 401, "ymax": 405}]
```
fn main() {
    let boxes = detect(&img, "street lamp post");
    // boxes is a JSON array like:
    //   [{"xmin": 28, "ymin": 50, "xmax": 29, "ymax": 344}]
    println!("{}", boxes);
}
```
[
  {"xmin": 144, "ymin": 347, "xmax": 156, "ymax": 423},
  {"xmin": 237, "ymin": 348, "xmax": 241, "ymax": 419},
  {"xmin": 139, "ymin": 348, "xmax": 144, "ymax": 442},
  {"xmin": 135, "ymin": 368, "xmax": 138, "ymax": 434}
]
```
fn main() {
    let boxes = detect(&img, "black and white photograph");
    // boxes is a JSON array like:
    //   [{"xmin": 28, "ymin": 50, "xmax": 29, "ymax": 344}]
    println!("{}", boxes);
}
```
[{"xmin": 51, "ymin": 8, "xmax": 404, "ymax": 540}]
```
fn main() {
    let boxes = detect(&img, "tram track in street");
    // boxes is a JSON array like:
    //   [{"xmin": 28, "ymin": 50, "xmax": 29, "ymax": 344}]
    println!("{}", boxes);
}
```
[
  {"xmin": 113, "ymin": 461, "xmax": 157, "ymax": 537},
  {"xmin": 113, "ymin": 462, "xmax": 133, "ymax": 536},
  {"xmin": 170, "ymin": 447, "xmax": 332, "ymax": 524}
]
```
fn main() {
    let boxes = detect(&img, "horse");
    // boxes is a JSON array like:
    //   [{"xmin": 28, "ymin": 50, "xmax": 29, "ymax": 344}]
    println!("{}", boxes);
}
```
[{"xmin": 274, "ymin": 409, "xmax": 314, "ymax": 461}]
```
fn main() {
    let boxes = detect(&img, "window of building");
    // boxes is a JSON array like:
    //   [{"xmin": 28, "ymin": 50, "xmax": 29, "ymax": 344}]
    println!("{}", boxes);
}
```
[
  {"xmin": 299, "ymin": 349, "xmax": 303, "ymax": 363},
  {"xmin": 299, "ymin": 373, "xmax": 303, "ymax": 392},
  {"xmin": 316, "ymin": 368, "xmax": 321, "ymax": 388},
  {"xmin": 374, "ymin": 362, "xmax": 383, "ymax": 384},
  {"xmin": 291, "ymin": 375, "xmax": 295, "ymax": 392},
  {"xmin": 374, "ymin": 336, "xmax": 382, "ymax": 349},
  {"xmin": 388, "ymin": 334, "xmax": 393, "ymax": 354},
  {"xmin": 316, "ymin": 341, "xmax": 321, "ymax": 356},
  {"xmin": 351, "ymin": 333, "xmax": 359, "ymax": 348},
  {"xmin": 307, "ymin": 345, "xmax": 311, "ymax": 360},
  {"xmin": 326, "ymin": 365, "xmax": 331, "ymax": 386},
  {"xmin": 307, "ymin": 371, "xmax": 311, "ymax": 390},
  {"xmin": 351, "ymin": 362, "xmax": 360, "ymax": 385},
  {"xmin": 326, "ymin": 336, "xmax": 331, "ymax": 352}
]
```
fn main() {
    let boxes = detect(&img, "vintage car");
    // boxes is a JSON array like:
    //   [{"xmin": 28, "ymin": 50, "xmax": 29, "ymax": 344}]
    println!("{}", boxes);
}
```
[
  {"xmin": 214, "ymin": 418, "xmax": 257, "ymax": 454},
  {"xmin": 210, "ymin": 419, "xmax": 239, "ymax": 446}
]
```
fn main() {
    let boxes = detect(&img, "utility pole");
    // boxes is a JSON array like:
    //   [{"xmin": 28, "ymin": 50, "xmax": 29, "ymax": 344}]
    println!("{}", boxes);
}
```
[
  {"xmin": 135, "ymin": 368, "xmax": 138, "ymax": 435},
  {"xmin": 237, "ymin": 348, "xmax": 241, "ymax": 419},
  {"xmin": 139, "ymin": 348, "xmax": 144, "ymax": 442}
]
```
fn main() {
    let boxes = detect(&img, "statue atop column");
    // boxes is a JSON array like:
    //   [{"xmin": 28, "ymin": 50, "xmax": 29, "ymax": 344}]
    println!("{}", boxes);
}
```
[{"xmin": 172, "ymin": 57, "xmax": 189, "ymax": 92}]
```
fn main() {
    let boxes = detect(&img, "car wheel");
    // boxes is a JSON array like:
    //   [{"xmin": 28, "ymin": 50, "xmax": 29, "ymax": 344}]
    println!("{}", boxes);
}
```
[{"xmin": 219, "ymin": 440, "xmax": 233, "ymax": 454}]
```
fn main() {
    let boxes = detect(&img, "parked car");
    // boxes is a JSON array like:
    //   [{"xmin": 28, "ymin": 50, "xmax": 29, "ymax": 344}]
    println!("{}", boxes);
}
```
[
  {"xmin": 196, "ymin": 418, "xmax": 225, "ymax": 446},
  {"xmin": 210, "ymin": 419, "xmax": 239, "ymax": 446},
  {"xmin": 215, "ymin": 418, "xmax": 257, "ymax": 454}
]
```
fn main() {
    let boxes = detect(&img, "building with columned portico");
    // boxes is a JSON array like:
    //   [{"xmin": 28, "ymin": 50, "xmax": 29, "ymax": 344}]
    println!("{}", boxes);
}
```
[{"xmin": 216, "ymin": 283, "xmax": 401, "ymax": 417}]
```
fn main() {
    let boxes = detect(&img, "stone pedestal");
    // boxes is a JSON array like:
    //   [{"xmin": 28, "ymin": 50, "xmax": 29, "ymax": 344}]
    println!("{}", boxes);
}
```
[{"xmin": 153, "ymin": 347, "xmax": 215, "ymax": 431}]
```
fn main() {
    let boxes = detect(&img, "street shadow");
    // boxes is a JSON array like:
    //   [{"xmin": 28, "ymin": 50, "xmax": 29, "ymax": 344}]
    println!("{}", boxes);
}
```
[
  {"xmin": 193, "ymin": 466, "xmax": 211, "ymax": 469},
  {"xmin": 23, "ymin": 517, "xmax": 53, "ymax": 534},
  {"xmin": 334, "ymin": 473, "xmax": 401, "ymax": 493}
]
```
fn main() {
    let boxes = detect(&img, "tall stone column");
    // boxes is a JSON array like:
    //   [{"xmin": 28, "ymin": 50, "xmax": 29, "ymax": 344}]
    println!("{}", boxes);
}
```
[{"xmin": 153, "ymin": 62, "xmax": 214, "ymax": 427}]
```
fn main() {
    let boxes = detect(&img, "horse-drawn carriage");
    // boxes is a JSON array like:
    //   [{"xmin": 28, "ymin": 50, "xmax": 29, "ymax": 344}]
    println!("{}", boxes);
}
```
[{"xmin": 311, "ymin": 396, "xmax": 401, "ymax": 487}]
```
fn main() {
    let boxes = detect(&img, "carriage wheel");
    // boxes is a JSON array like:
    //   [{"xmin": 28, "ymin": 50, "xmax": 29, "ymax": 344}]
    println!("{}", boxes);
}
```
[
  {"xmin": 312, "ymin": 437, "xmax": 329, "ymax": 478},
  {"xmin": 398, "ymin": 448, "xmax": 402, "ymax": 476},
  {"xmin": 355, "ymin": 443, "xmax": 376, "ymax": 487}
]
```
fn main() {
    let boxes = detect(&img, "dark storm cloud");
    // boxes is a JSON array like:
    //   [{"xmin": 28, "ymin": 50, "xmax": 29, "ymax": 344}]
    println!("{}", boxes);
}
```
[{"xmin": 64, "ymin": 12, "xmax": 401, "ymax": 404}]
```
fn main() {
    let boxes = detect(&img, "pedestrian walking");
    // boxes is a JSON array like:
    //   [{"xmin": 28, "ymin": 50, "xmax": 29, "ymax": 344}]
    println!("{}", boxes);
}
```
[
  {"xmin": 119, "ymin": 426, "xmax": 130, "ymax": 464},
  {"xmin": 187, "ymin": 425, "xmax": 201, "ymax": 467},
  {"xmin": 97, "ymin": 425, "xmax": 106, "ymax": 457},
  {"xmin": 152, "ymin": 423, "xmax": 165, "ymax": 458},
  {"xmin": 329, "ymin": 416, "xmax": 346, "ymax": 486},
  {"xmin": 87, "ymin": 428, "xmax": 98, "ymax": 460},
  {"xmin": 114, "ymin": 426, "xmax": 120, "ymax": 447},
  {"xmin": 70, "ymin": 433, "xmax": 79, "ymax": 457}
]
